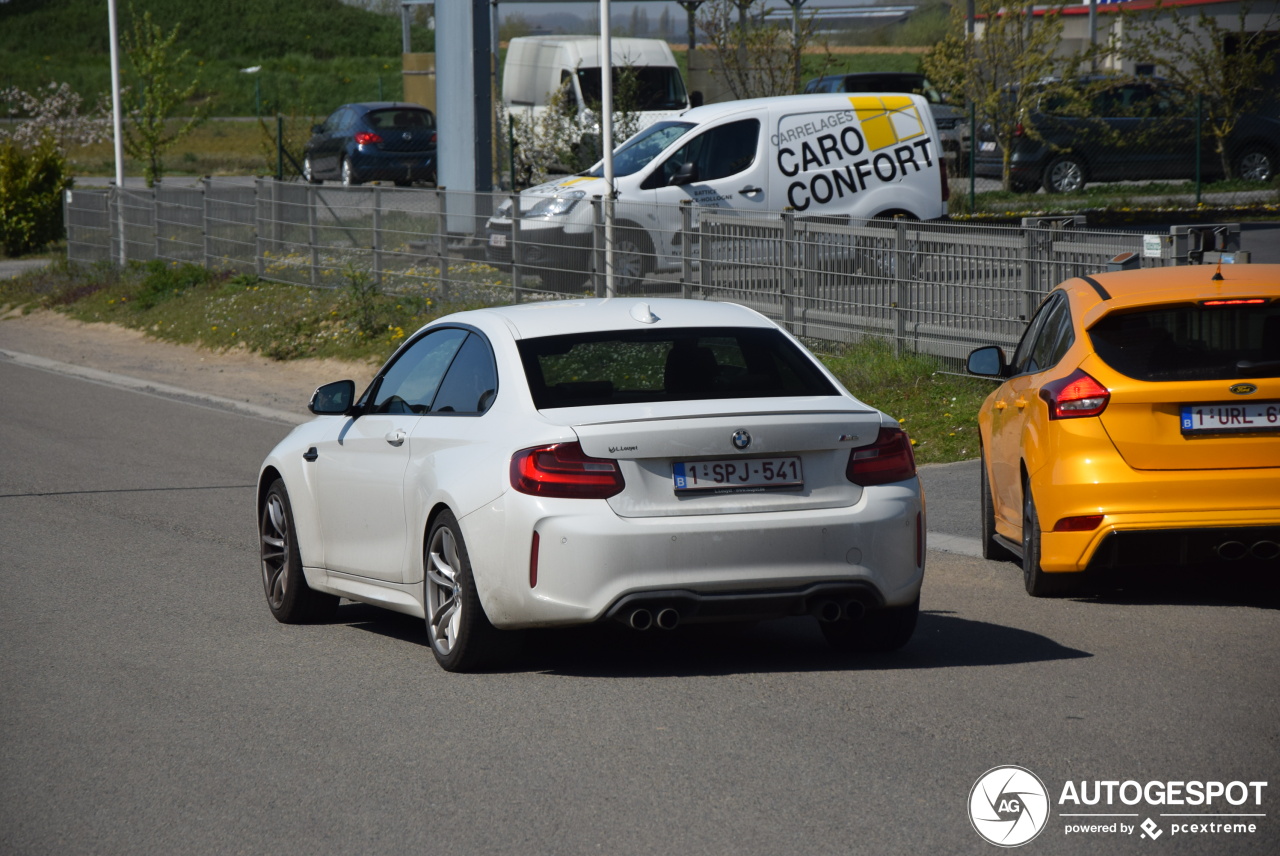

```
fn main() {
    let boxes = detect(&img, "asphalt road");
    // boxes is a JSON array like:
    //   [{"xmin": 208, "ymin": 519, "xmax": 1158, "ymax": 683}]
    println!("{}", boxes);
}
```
[{"xmin": 1, "ymin": 358, "xmax": 1278, "ymax": 856}]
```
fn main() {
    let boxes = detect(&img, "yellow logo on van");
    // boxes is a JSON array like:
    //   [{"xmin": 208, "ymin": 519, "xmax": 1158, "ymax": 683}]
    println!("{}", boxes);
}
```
[{"xmin": 848, "ymin": 96, "xmax": 926, "ymax": 151}]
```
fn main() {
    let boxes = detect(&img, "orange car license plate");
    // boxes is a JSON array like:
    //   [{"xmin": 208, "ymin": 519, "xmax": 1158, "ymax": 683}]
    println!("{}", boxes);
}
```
[{"xmin": 1180, "ymin": 401, "xmax": 1280, "ymax": 434}]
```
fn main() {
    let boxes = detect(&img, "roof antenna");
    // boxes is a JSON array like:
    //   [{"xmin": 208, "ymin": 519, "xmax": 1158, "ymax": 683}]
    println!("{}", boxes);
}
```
[{"xmin": 1212, "ymin": 260, "xmax": 1224, "ymax": 282}]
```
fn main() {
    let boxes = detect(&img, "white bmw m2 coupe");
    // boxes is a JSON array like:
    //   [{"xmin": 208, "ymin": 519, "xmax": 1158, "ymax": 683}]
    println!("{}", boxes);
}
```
[{"xmin": 258, "ymin": 298, "xmax": 925, "ymax": 671}]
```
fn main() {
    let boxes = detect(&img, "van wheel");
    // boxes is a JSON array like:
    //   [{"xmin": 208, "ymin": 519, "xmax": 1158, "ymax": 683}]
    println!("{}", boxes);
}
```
[
  {"xmin": 612, "ymin": 225, "xmax": 653, "ymax": 293},
  {"xmin": 1234, "ymin": 145, "xmax": 1274, "ymax": 182}
]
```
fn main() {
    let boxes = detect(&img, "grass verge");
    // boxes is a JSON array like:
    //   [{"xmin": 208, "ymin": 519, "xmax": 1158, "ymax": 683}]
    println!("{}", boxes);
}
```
[{"xmin": 1, "ymin": 260, "xmax": 992, "ymax": 464}]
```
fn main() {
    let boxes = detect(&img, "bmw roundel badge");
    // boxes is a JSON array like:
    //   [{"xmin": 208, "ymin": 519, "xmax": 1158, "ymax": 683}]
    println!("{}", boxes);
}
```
[{"xmin": 731, "ymin": 430, "xmax": 751, "ymax": 450}]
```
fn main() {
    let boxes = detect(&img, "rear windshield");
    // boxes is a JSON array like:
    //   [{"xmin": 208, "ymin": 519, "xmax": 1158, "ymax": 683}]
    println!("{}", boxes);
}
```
[
  {"xmin": 1089, "ymin": 301, "xmax": 1280, "ymax": 381},
  {"xmin": 517, "ymin": 327, "xmax": 838, "ymax": 409},
  {"xmin": 366, "ymin": 108, "xmax": 435, "ymax": 130}
]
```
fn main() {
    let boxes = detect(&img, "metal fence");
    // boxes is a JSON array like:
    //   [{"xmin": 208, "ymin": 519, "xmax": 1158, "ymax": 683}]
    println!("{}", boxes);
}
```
[{"xmin": 64, "ymin": 178, "xmax": 1246, "ymax": 360}]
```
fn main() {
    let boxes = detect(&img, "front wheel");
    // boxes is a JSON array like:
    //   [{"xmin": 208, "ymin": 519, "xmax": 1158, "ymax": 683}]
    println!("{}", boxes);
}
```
[
  {"xmin": 424, "ymin": 511, "xmax": 505, "ymax": 672},
  {"xmin": 302, "ymin": 155, "xmax": 321, "ymax": 184},
  {"xmin": 611, "ymin": 225, "xmax": 654, "ymax": 293},
  {"xmin": 821, "ymin": 596, "xmax": 919, "ymax": 653},
  {"xmin": 259, "ymin": 479, "xmax": 339, "ymax": 623},
  {"xmin": 1022, "ymin": 481, "xmax": 1082, "ymax": 598}
]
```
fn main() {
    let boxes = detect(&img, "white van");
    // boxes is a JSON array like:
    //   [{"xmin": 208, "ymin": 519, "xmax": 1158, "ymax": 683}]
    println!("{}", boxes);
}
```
[
  {"xmin": 485, "ymin": 93, "xmax": 950, "ymax": 290},
  {"xmin": 503, "ymin": 36, "xmax": 693, "ymax": 132}
]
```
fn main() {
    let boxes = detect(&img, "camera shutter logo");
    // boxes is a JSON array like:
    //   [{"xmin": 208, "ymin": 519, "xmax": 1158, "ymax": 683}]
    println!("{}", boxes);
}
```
[{"xmin": 969, "ymin": 766, "xmax": 1051, "ymax": 847}]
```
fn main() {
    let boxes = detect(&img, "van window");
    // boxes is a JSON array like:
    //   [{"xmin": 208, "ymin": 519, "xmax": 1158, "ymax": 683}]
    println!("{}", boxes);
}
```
[
  {"xmin": 586, "ymin": 121, "xmax": 694, "ymax": 178},
  {"xmin": 644, "ymin": 119, "xmax": 761, "ymax": 188},
  {"xmin": 576, "ymin": 66, "xmax": 688, "ymax": 111}
]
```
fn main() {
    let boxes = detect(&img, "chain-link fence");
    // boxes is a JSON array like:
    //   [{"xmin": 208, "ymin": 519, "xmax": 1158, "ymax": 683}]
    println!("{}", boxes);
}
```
[{"xmin": 65, "ymin": 178, "xmax": 1249, "ymax": 359}]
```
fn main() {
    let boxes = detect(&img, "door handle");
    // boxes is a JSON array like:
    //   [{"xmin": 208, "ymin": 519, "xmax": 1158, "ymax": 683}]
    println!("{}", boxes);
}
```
[
  {"xmin": 994, "ymin": 401, "xmax": 1007, "ymax": 411},
  {"xmin": 739, "ymin": 185, "xmax": 763, "ymax": 196},
  {"xmin": 385, "ymin": 429, "xmax": 406, "ymax": 447},
  {"xmin": 1015, "ymin": 397, "xmax": 1028, "ymax": 410}
]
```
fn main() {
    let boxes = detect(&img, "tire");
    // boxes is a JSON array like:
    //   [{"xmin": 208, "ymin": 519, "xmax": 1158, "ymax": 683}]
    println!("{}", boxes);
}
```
[
  {"xmin": 980, "ymin": 449, "xmax": 1016, "ymax": 562},
  {"xmin": 1042, "ymin": 154, "xmax": 1086, "ymax": 194},
  {"xmin": 1021, "ymin": 480, "xmax": 1081, "ymax": 598},
  {"xmin": 424, "ymin": 511, "xmax": 504, "ymax": 672},
  {"xmin": 259, "ymin": 479, "xmax": 339, "ymax": 623},
  {"xmin": 1234, "ymin": 145, "xmax": 1275, "ymax": 183},
  {"xmin": 340, "ymin": 157, "xmax": 360, "ymax": 187},
  {"xmin": 821, "ymin": 596, "xmax": 920, "ymax": 653},
  {"xmin": 303, "ymin": 155, "xmax": 321, "ymax": 185},
  {"xmin": 611, "ymin": 225, "xmax": 654, "ymax": 293}
]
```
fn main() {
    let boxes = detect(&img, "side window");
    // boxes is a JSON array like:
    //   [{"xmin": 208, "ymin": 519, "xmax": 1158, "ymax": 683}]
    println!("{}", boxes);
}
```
[
  {"xmin": 430, "ymin": 333, "xmax": 498, "ymax": 414},
  {"xmin": 1028, "ymin": 297, "xmax": 1074, "ymax": 373},
  {"xmin": 1010, "ymin": 300, "xmax": 1052, "ymax": 374},
  {"xmin": 370, "ymin": 327, "xmax": 469, "ymax": 414},
  {"xmin": 645, "ymin": 118, "xmax": 760, "ymax": 188}
]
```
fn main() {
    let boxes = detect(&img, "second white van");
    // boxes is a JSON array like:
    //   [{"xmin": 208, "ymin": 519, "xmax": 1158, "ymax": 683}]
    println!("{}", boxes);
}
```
[{"xmin": 486, "ymin": 93, "xmax": 950, "ymax": 291}]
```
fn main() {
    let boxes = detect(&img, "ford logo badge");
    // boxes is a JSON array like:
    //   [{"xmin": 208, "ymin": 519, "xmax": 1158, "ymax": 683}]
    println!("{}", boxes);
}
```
[
  {"xmin": 731, "ymin": 430, "xmax": 751, "ymax": 450},
  {"xmin": 1230, "ymin": 383, "xmax": 1258, "ymax": 395}
]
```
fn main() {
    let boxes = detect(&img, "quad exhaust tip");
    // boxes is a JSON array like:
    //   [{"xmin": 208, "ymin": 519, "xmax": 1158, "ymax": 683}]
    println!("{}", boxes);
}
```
[{"xmin": 1216, "ymin": 540, "xmax": 1280, "ymax": 561}]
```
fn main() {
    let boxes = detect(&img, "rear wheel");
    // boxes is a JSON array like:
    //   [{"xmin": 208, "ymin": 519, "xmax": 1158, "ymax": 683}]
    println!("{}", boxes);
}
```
[
  {"xmin": 424, "ymin": 511, "xmax": 505, "ymax": 672},
  {"xmin": 981, "ymin": 449, "xmax": 1016, "ymax": 562},
  {"xmin": 1234, "ymin": 145, "xmax": 1274, "ymax": 182},
  {"xmin": 1022, "ymin": 480, "xmax": 1082, "ymax": 597},
  {"xmin": 259, "ymin": 479, "xmax": 339, "ymax": 623},
  {"xmin": 821, "ymin": 597, "xmax": 919, "ymax": 653},
  {"xmin": 341, "ymin": 158, "xmax": 360, "ymax": 187},
  {"xmin": 1042, "ymin": 154, "xmax": 1086, "ymax": 194}
]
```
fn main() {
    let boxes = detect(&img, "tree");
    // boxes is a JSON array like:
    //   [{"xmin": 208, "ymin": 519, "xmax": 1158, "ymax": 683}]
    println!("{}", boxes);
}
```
[
  {"xmin": 697, "ymin": 0, "xmax": 832, "ymax": 99},
  {"xmin": 121, "ymin": 8, "xmax": 211, "ymax": 187},
  {"xmin": 1108, "ymin": 0, "xmax": 1278, "ymax": 180},
  {"xmin": 924, "ymin": 0, "xmax": 1080, "ymax": 191}
]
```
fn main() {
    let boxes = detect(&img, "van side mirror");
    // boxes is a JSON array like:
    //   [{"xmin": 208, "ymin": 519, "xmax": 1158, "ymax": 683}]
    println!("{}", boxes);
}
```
[
  {"xmin": 309, "ymin": 379, "xmax": 356, "ymax": 415},
  {"xmin": 689, "ymin": 90, "xmax": 704, "ymax": 109},
  {"xmin": 966, "ymin": 346, "xmax": 1008, "ymax": 378},
  {"xmin": 669, "ymin": 162, "xmax": 698, "ymax": 186}
]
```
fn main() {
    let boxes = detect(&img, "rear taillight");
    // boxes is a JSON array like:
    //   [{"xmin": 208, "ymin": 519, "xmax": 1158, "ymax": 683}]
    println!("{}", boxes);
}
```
[
  {"xmin": 510, "ymin": 442, "xmax": 624, "ymax": 499},
  {"xmin": 1013, "ymin": 122, "xmax": 1025, "ymax": 138},
  {"xmin": 354, "ymin": 131, "xmax": 382, "ymax": 146},
  {"xmin": 846, "ymin": 427, "xmax": 917, "ymax": 486},
  {"xmin": 1054, "ymin": 515, "xmax": 1104, "ymax": 532},
  {"xmin": 1040, "ymin": 369, "xmax": 1110, "ymax": 419}
]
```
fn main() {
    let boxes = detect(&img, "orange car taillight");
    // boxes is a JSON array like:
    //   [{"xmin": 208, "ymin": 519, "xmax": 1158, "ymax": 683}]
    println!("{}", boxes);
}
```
[
  {"xmin": 846, "ymin": 427, "xmax": 917, "ymax": 486},
  {"xmin": 1054, "ymin": 515, "xmax": 1104, "ymax": 532},
  {"xmin": 510, "ymin": 442, "xmax": 624, "ymax": 499},
  {"xmin": 1040, "ymin": 369, "xmax": 1110, "ymax": 419},
  {"xmin": 354, "ymin": 131, "xmax": 383, "ymax": 145}
]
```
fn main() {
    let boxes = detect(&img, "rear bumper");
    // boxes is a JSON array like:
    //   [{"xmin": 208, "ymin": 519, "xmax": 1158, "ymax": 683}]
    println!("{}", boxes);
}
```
[
  {"xmin": 349, "ymin": 150, "xmax": 436, "ymax": 182},
  {"xmin": 466, "ymin": 482, "xmax": 925, "ymax": 628}
]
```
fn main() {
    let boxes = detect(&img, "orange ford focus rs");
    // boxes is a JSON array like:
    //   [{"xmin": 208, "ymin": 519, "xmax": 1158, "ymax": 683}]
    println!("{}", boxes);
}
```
[{"xmin": 967, "ymin": 264, "xmax": 1280, "ymax": 596}]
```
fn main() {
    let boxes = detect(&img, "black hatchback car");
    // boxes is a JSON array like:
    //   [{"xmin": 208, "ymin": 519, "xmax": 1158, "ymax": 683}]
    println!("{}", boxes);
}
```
[
  {"xmin": 303, "ymin": 102, "xmax": 437, "ymax": 186},
  {"xmin": 974, "ymin": 79, "xmax": 1279, "ymax": 193}
]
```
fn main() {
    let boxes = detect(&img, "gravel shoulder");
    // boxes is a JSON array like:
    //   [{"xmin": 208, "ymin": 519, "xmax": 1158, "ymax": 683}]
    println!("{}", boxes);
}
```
[{"xmin": 0, "ymin": 307, "xmax": 376, "ymax": 420}]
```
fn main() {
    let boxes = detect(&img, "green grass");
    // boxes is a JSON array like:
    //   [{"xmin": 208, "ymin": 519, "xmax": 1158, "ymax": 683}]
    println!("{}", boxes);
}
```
[{"xmin": 0, "ymin": 259, "xmax": 992, "ymax": 463}]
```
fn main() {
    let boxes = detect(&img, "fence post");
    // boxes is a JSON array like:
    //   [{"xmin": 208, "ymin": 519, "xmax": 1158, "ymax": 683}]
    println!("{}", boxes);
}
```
[
  {"xmin": 892, "ymin": 218, "xmax": 908, "ymax": 355},
  {"xmin": 202, "ymin": 177, "xmax": 213, "ymax": 270},
  {"xmin": 255, "ymin": 179, "xmax": 265, "ymax": 278},
  {"xmin": 699, "ymin": 217, "xmax": 713, "ymax": 294},
  {"xmin": 592, "ymin": 196, "xmax": 604, "ymax": 298},
  {"xmin": 308, "ymin": 184, "xmax": 319, "ymax": 287},
  {"xmin": 1021, "ymin": 229, "xmax": 1037, "ymax": 322},
  {"xmin": 680, "ymin": 200, "xmax": 694, "ymax": 301},
  {"xmin": 153, "ymin": 186, "xmax": 162, "ymax": 263},
  {"xmin": 436, "ymin": 187, "xmax": 449, "ymax": 301},
  {"xmin": 781, "ymin": 209, "xmax": 797, "ymax": 331},
  {"xmin": 510, "ymin": 191, "xmax": 524, "ymax": 303},
  {"xmin": 372, "ymin": 186, "xmax": 383, "ymax": 287}
]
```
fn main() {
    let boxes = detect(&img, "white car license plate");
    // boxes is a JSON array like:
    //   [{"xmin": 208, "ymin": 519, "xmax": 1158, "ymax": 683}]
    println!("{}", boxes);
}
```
[
  {"xmin": 673, "ymin": 457, "xmax": 803, "ymax": 492},
  {"xmin": 489, "ymin": 232, "xmax": 507, "ymax": 248},
  {"xmin": 1180, "ymin": 401, "xmax": 1280, "ymax": 434}
]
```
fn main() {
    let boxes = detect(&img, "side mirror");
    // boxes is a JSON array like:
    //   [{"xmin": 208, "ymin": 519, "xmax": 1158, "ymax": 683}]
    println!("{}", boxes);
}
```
[
  {"xmin": 669, "ymin": 162, "xmax": 698, "ymax": 186},
  {"xmin": 311, "ymin": 124, "xmax": 324, "ymax": 135},
  {"xmin": 967, "ymin": 346, "xmax": 1008, "ymax": 378},
  {"xmin": 309, "ymin": 379, "xmax": 356, "ymax": 415},
  {"xmin": 689, "ymin": 90, "xmax": 704, "ymax": 109}
]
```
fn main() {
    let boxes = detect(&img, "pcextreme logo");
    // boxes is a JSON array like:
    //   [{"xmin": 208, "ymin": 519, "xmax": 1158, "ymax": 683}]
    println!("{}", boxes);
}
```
[{"xmin": 969, "ymin": 766, "xmax": 1270, "ymax": 847}]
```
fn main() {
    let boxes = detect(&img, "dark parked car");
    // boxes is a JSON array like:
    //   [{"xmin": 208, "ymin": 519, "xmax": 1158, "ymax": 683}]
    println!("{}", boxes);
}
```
[
  {"xmin": 804, "ymin": 71, "xmax": 969, "ymax": 174},
  {"xmin": 975, "ymin": 79, "xmax": 1279, "ymax": 193},
  {"xmin": 303, "ymin": 102, "xmax": 437, "ymax": 186}
]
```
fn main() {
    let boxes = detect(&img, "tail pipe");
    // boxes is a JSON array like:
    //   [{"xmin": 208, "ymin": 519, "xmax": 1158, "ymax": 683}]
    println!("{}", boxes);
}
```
[{"xmin": 1216, "ymin": 540, "xmax": 1280, "ymax": 561}]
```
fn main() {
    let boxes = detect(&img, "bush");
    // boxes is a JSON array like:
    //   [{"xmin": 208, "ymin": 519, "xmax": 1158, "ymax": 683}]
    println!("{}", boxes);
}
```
[{"xmin": 0, "ymin": 135, "xmax": 71, "ymax": 256}]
